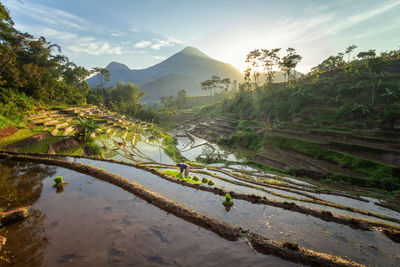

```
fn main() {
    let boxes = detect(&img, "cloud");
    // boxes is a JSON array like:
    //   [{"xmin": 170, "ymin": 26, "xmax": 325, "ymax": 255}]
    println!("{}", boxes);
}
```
[
  {"xmin": 41, "ymin": 27, "xmax": 78, "ymax": 40},
  {"xmin": 303, "ymin": 0, "xmax": 400, "ymax": 43},
  {"xmin": 135, "ymin": 40, "xmax": 152, "ymax": 48},
  {"xmin": 68, "ymin": 41, "xmax": 122, "ymax": 55},
  {"xmin": 130, "ymin": 28, "xmax": 140, "ymax": 32},
  {"xmin": 152, "ymin": 56, "xmax": 165, "ymax": 60},
  {"xmin": 150, "ymin": 36, "xmax": 183, "ymax": 50},
  {"xmin": 111, "ymin": 32, "xmax": 123, "ymax": 37},
  {"xmin": 5, "ymin": 1, "xmax": 92, "ymax": 31}
]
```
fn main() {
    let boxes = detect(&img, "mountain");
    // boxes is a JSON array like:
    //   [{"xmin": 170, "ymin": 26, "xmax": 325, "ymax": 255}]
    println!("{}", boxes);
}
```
[{"xmin": 87, "ymin": 47, "xmax": 243, "ymax": 101}]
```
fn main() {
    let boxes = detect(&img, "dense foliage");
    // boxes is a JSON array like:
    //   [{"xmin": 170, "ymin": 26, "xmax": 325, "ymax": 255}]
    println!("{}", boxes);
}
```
[
  {"xmin": 0, "ymin": 2, "xmax": 90, "ymax": 127},
  {"xmin": 216, "ymin": 48, "xmax": 400, "ymax": 129}
]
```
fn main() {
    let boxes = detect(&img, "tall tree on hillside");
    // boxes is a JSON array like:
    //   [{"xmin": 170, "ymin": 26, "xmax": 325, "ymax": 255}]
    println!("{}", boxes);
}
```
[
  {"xmin": 91, "ymin": 67, "xmax": 110, "ymax": 89},
  {"xmin": 279, "ymin": 48, "xmax": 302, "ymax": 82},
  {"xmin": 260, "ymin": 48, "xmax": 281, "ymax": 87},
  {"xmin": 221, "ymin": 78, "xmax": 231, "ymax": 91},
  {"xmin": 232, "ymin": 80, "xmax": 238, "ymax": 91},
  {"xmin": 357, "ymin": 49, "xmax": 376, "ymax": 59},
  {"xmin": 201, "ymin": 79, "xmax": 213, "ymax": 95},
  {"xmin": 244, "ymin": 67, "xmax": 251, "ymax": 92},
  {"xmin": 246, "ymin": 49, "xmax": 261, "ymax": 88},
  {"xmin": 345, "ymin": 45, "xmax": 357, "ymax": 62},
  {"xmin": 176, "ymin": 89, "xmax": 187, "ymax": 109}
]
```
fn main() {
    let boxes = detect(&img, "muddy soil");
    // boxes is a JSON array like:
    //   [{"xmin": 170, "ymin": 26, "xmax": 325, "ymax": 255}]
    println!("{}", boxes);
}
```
[{"xmin": 0, "ymin": 126, "xmax": 17, "ymax": 139}]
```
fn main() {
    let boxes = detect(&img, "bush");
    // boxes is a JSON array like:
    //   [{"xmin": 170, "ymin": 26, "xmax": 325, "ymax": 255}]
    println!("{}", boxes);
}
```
[
  {"xmin": 54, "ymin": 176, "xmax": 63, "ymax": 185},
  {"xmin": 192, "ymin": 176, "xmax": 199, "ymax": 181},
  {"xmin": 201, "ymin": 177, "xmax": 208, "ymax": 183},
  {"xmin": 207, "ymin": 180, "xmax": 214, "ymax": 186},
  {"xmin": 225, "ymin": 193, "xmax": 232, "ymax": 204}
]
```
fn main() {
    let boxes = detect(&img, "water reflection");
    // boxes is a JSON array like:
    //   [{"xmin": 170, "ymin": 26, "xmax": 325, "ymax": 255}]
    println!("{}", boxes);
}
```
[{"xmin": 0, "ymin": 160, "xmax": 56, "ymax": 208}]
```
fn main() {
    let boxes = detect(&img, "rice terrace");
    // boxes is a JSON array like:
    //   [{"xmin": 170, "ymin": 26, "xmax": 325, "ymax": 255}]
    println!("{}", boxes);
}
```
[{"xmin": 0, "ymin": 0, "xmax": 400, "ymax": 266}]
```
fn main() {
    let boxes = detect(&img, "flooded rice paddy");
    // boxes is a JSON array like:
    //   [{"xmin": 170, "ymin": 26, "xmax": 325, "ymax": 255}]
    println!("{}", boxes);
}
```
[
  {"xmin": 0, "ymin": 160, "xmax": 297, "ymax": 267},
  {"xmin": 2, "ymin": 127, "xmax": 400, "ymax": 266},
  {"xmin": 68, "ymin": 157, "xmax": 400, "ymax": 267}
]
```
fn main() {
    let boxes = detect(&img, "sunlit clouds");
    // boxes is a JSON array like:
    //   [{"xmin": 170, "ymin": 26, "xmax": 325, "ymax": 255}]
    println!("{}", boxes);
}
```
[{"xmin": 4, "ymin": 0, "xmax": 400, "ymax": 73}]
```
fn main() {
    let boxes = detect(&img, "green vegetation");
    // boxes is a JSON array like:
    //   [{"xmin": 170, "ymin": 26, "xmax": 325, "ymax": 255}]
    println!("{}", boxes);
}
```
[
  {"xmin": 0, "ymin": 128, "xmax": 35, "ymax": 148},
  {"xmin": 53, "ymin": 176, "xmax": 67, "ymax": 190},
  {"xmin": 266, "ymin": 135, "xmax": 399, "ymax": 191},
  {"xmin": 207, "ymin": 180, "xmax": 215, "ymax": 186},
  {"xmin": 19, "ymin": 136, "xmax": 63, "ymax": 153},
  {"xmin": 161, "ymin": 170, "xmax": 202, "ymax": 185},
  {"xmin": 190, "ymin": 46, "xmax": 400, "ymax": 193},
  {"xmin": 76, "ymin": 117, "xmax": 99, "ymax": 141},
  {"xmin": 224, "ymin": 193, "xmax": 233, "ymax": 204},
  {"xmin": 162, "ymin": 135, "xmax": 187, "ymax": 163},
  {"xmin": 201, "ymin": 177, "xmax": 208, "ymax": 183},
  {"xmin": 53, "ymin": 176, "xmax": 63, "ymax": 186},
  {"xmin": 87, "ymin": 138, "xmax": 104, "ymax": 157},
  {"xmin": 0, "ymin": 3, "xmax": 91, "ymax": 128}
]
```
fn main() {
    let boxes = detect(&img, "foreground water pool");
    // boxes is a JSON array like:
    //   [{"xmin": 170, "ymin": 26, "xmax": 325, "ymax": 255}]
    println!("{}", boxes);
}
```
[{"xmin": 0, "ymin": 160, "xmax": 297, "ymax": 267}]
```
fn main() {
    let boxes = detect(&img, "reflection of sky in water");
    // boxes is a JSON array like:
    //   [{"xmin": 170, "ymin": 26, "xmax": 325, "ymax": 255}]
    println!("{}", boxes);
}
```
[
  {"xmin": 4, "ymin": 161, "xmax": 294, "ymax": 267},
  {"xmin": 55, "ymin": 159, "xmax": 400, "ymax": 267},
  {"xmin": 99, "ymin": 137, "xmax": 175, "ymax": 165},
  {"xmin": 99, "ymin": 133, "xmax": 400, "ymax": 226}
]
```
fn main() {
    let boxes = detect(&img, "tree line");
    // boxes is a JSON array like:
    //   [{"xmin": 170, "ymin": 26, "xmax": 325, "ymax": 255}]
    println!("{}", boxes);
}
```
[{"xmin": 0, "ymin": 2, "xmax": 91, "ymax": 126}]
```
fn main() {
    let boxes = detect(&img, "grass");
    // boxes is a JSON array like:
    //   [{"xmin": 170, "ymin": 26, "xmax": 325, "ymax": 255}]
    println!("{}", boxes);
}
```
[
  {"xmin": 19, "ymin": 136, "xmax": 64, "ymax": 153},
  {"xmin": 87, "ymin": 138, "xmax": 104, "ymax": 158},
  {"xmin": 125, "ymin": 130, "xmax": 135, "ymax": 141},
  {"xmin": 162, "ymin": 135, "xmax": 188, "ymax": 163},
  {"xmin": 59, "ymin": 146, "xmax": 84, "ymax": 156},
  {"xmin": 264, "ymin": 135, "xmax": 400, "ymax": 191},
  {"xmin": 0, "ymin": 128, "xmax": 36, "ymax": 148},
  {"xmin": 161, "ymin": 170, "xmax": 202, "ymax": 185}
]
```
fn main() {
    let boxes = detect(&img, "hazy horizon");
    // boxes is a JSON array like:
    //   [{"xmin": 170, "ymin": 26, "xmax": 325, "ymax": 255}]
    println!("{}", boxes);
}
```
[{"xmin": 4, "ymin": 0, "xmax": 400, "ymax": 73}]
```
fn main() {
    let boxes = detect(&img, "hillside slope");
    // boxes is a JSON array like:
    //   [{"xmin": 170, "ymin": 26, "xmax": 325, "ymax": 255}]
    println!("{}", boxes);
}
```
[{"xmin": 87, "ymin": 47, "xmax": 243, "ymax": 100}]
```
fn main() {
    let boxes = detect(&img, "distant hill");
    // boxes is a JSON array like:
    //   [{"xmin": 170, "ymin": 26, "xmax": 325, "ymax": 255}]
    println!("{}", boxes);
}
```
[
  {"xmin": 87, "ymin": 47, "xmax": 243, "ymax": 101},
  {"xmin": 140, "ymin": 74, "xmax": 198, "ymax": 103}
]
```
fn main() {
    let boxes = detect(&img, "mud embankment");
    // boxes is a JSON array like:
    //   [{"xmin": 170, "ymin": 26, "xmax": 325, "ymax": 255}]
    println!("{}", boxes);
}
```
[{"xmin": 0, "ymin": 152, "xmax": 366, "ymax": 267}]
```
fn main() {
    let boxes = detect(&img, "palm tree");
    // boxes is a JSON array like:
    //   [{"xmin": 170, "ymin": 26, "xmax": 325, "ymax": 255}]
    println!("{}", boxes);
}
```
[{"xmin": 77, "ymin": 116, "xmax": 98, "ymax": 141}]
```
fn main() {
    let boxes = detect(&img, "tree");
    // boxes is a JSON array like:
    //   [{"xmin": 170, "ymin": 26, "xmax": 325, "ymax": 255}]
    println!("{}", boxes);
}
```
[
  {"xmin": 91, "ymin": 67, "xmax": 110, "ymax": 89},
  {"xmin": 176, "ymin": 89, "xmax": 187, "ymax": 109},
  {"xmin": 244, "ymin": 67, "xmax": 251, "ymax": 91},
  {"xmin": 260, "ymin": 48, "xmax": 281, "ymax": 87},
  {"xmin": 345, "ymin": 45, "xmax": 357, "ymax": 62},
  {"xmin": 76, "ymin": 116, "xmax": 98, "ymax": 141},
  {"xmin": 246, "ymin": 49, "xmax": 261, "ymax": 88},
  {"xmin": 232, "ymin": 80, "xmax": 238, "ymax": 91},
  {"xmin": 201, "ymin": 75, "xmax": 229, "ymax": 97},
  {"xmin": 221, "ymin": 78, "xmax": 231, "ymax": 91},
  {"xmin": 279, "ymin": 48, "xmax": 302, "ymax": 82},
  {"xmin": 357, "ymin": 49, "xmax": 376, "ymax": 59},
  {"xmin": 201, "ymin": 79, "xmax": 213, "ymax": 95}
]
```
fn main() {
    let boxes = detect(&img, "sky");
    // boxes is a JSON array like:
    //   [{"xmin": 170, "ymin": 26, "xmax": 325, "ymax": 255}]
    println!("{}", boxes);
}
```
[{"xmin": 3, "ymin": 0, "xmax": 400, "ymax": 73}]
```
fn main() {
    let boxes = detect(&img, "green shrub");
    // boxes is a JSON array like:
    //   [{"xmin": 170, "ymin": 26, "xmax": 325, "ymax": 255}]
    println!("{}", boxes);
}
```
[
  {"xmin": 193, "ymin": 176, "xmax": 199, "ymax": 181},
  {"xmin": 208, "ymin": 180, "xmax": 215, "ymax": 186},
  {"xmin": 225, "ymin": 193, "xmax": 232, "ymax": 204},
  {"xmin": 54, "ymin": 176, "xmax": 63, "ymax": 185},
  {"xmin": 202, "ymin": 177, "xmax": 208, "ymax": 183}
]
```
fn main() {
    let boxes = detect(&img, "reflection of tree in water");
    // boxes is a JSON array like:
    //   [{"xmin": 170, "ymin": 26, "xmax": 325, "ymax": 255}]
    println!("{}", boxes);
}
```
[
  {"xmin": 3, "ymin": 208, "xmax": 50, "ymax": 266},
  {"xmin": 0, "ymin": 160, "xmax": 56, "ymax": 209},
  {"xmin": 0, "ymin": 160, "xmax": 55, "ymax": 266}
]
